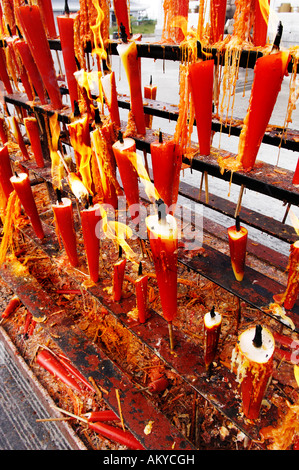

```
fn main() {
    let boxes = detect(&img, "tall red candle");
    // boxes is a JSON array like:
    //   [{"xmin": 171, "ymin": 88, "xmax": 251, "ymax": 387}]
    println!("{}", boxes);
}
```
[
  {"xmin": 57, "ymin": 13, "xmax": 79, "ymax": 113},
  {"xmin": 209, "ymin": 0, "xmax": 227, "ymax": 43},
  {"xmin": 112, "ymin": 0, "xmax": 131, "ymax": 38},
  {"xmin": 52, "ymin": 196, "xmax": 79, "ymax": 267},
  {"xmin": 112, "ymin": 133, "xmax": 140, "ymax": 222},
  {"xmin": 237, "ymin": 51, "xmax": 290, "ymax": 170},
  {"xmin": 14, "ymin": 36, "xmax": 48, "ymax": 105},
  {"xmin": 6, "ymin": 35, "xmax": 34, "ymax": 101},
  {"xmin": 0, "ymin": 144, "xmax": 13, "ymax": 201},
  {"xmin": 135, "ymin": 263, "xmax": 148, "ymax": 323},
  {"xmin": 101, "ymin": 71, "xmax": 121, "ymax": 130},
  {"xmin": 274, "ymin": 241, "xmax": 299, "ymax": 310},
  {"xmin": 10, "ymin": 172, "xmax": 45, "ymax": 239},
  {"xmin": 253, "ymin": 0, "xmax": 270, "ymax": 47},
  {"xmin": 144, "ymin": 76, "xmax": 157, "ymax": 129},
  {"xmin": 203, "ymin": 306, "xmax": 222, "ymax": 370},
  {"xmin": 150, "ymin": 132, "xmax": 181, "ymax": 212},
  {"xmin": 24, "ymin": 117, "xmax": 45, "ymax": 168},
  {"xmin": 80, "ymin": 201, "xmax": 102, "ymax": 283},
  {"xmin": 145, "ymin": 201, "xmax": 178, "ymax": 326},
  {"xmin": 227, "ymin": 216, "xmax": 248, "ymax": 282},
  {"xmin": 0, "ymin": 46, "xmax": 13, "ymax": 94},
  {"xmin": 37, "ymin": 0, "xmax": 57, "ymax": 39},
  {"xmin": 8, "ymin": 116, "xmax": 29, "ymax": 161},
  {"xmin": 232, "ymin": 325, "xmax": 275, "ymax": 420},
  {"xmin": 117, "ymin": 41, "xmax": 146, "ymax": 135},
  {"xmin": 189, "ymin": 59, "xmax": 214, "ymax": 156},
  {"xmin": 113, "ymin": 257, "xmax": 126, "ymax": 301},
  {"xmin": 16, "ymin": 5, "xmax": 63, "ymax": 110}
]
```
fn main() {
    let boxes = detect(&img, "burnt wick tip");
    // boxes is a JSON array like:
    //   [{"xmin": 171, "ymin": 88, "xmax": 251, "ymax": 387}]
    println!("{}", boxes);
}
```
[
  {"xmin": 118, "ymin": 130, "xmax": 124, "ymax": 144},
  {"xmin": 235, "ymin": 215, "xmax": 241, "ymax": 232},
  {"xmin": 156, "ymin": 198, "xmax": 166, "ymax": 223},
  {"xmin": 56, "ymin": 188, "xmax": 62, "ymax": 204},
  {"xmin": 138, "ymin": 261, "xmax": 143, "ymax": 276},
  {"xmin": 159, "ymin": 130, "xmax": 163, "ymax": 144},
  {"xmin": 210, "ymin": 306, "xmax": 215, "ymax": 318},
  {"xmin": 252, "ymin": 324, "xmax": 263, "ymax": 348}
]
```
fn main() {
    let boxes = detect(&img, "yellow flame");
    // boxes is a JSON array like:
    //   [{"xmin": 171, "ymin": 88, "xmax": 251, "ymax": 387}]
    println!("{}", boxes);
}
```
[
  {"xmin": 289, "ymin": 209, "xmax": 299, "ymax": 237},
  {"xmin": 126, "ymin": 151, "xmax": 160, "ymax": 203},
  {"xmin": 67, "ymin": 172, "xmax": 90, "ymax": 203},
  {"xmin": 74, "ymin": 69, "xmax": 103, "ymax": 108},
  {"xmin": 68, "ymin": 115, "xmax": 93, "ymax": 195},
  {"xmin": 258, "ymin": 0, "xmax": 271, "ymax": 26},
  {"xmin": 48, "ymin": 113, "xmax": 64, "ymax": 190},
  {"xmin": 91, "ymin": 0, "xmax": 108, "ymax": 66}
]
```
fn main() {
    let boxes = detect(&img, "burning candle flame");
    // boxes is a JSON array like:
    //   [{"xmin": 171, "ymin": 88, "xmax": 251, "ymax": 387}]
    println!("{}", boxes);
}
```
[
  {"xmin": 91, "ymin": 0, "xmax": 108, "ymax": 65},
  {"xmin": 289, "ymin": 209, "xmax": 299, "ymax": 237}
]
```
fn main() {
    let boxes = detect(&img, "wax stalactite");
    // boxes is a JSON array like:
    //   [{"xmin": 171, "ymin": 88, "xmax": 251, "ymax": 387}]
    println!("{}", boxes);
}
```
[
  {"xmin": 80, "ymin": 198, "xmax": 102, "ymax": 283},
  {"xmin": 0, "ymin": 144, "xmax": 14, "ymax": 201},
  {"xmin": 117, "ymin": 41, "xmax": 146, "ymax": 136},
  {"xmin": 24, "ymin": 117, "xmax": 45, "ymax": 168},
  {"xmin": 8, "ymin": 116, "xmax": 29, "ymax": 161},
  {"xmin": 16, "ymin": 5, "xmax": 63, "ymax": 110},
  {"xmin": 112, "ymin": 132, "xmax": 140, "ymax": 223},
  {"xmin": 101, "ymin": 71, "xmax": 121, "ymax": 130},
  {"xmin": 113, "ymin": 248, "xmax": 127, "ymax": 301},
  {"xmin": 0, "ymin": 45, "xmax": 13, "ymax": 94},
  {"xmin": 14, "ymin": 29, "xmax": 48, "ymax": 105},
  {"xmin": 189, "ymin": 59, "xmax": 214, "ymax": 156},
  {"xmin": 150, "ymin": 131, "xmax": 181, "ymax": 213},
  {"xmin": 146, "ymin": 199, "xmax": 178, "ymax": 350},
  {"xmin": 253, "ymin": 0, "xmax": 270, "ymax": 47},
  {"xmin": 232, "ymin": 325, "xmax": 275, "ymax": 420},
  {"xmin": 10, "ymin": 172, "xmax": 45, "ymax": 240},
  {"xmin": 52, "ymin": 191, "xmax": 79, "ymax": 267},
  {"xmin": 57, "ymin": 7, "xmax": 79, "ymax": 113},
  {"xmin": 227, "ymin": 216, "xmax": 248, "ymax": 282},
  {"xmin": 274, "ymin": 240, "xmax": 299, "ymax": 310},
  {"xmin": 113, "ymin": 0, "xmax": 131, "ymax": 39},
  {"xmin": 209, "ymin": 0, "xmax": 227, "ymax": 44},
  {"xmin": 144, "ymin": 75, "xmax": 157, "ymax": 129},
  {"xmin": 237, "ymin": 35, "xmax": 290, "ymax": 170},
  {"xmin": 135, "ymin": 261, "xmax": 148, "ymax": 323},
  {"xmin": 203, "ymin": 306, "xmax": 222, "ymax": 371}
]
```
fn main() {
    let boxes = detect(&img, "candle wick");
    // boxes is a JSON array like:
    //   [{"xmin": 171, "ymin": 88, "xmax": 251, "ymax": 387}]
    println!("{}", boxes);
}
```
[
  {"xmin": 235, "ymin": 215, "xmax": 241, "ymax": 232},
  {"xmin": 94, "ymin": 107, "xmax": 102, "ymax": 126},
  {"xmin": 252, "ymin": 324, "xmax": 263, "ymax": 348},
  {"xmin": 159, "ymin": 130, "xmax": 163, "ymax": 144},
  {"xmin": 73, "ymin": 100, "xmax": 81, "ymax": 118},
  {"xmin": 118, "ymin": 130, "xmax": 124, "ymax": 144},
  {"xmin": 14, "ymin": 171, "xmax": 19, "ymax": 178},
  {"xmin": 210, "ymin": 306, "xmax": 215, "ymax": 318},
  {"xmin": 7, "ymin": 24, "xmax": 12, "ymax": 37},
  {"xmin": 272, "ymin": 21, "xmax": 283, "ymax": 52},
  {"xmin": 156, "ymin": 198, "xmax": 166, "ymax": 224},
  {"xmin": 64, "ymin": 0, "xmax": 70, "ymax": 17},
  {"xmin": 88, "ymin": 194, "xmax": 93, "ymax": 207},
  {"xmin": 74, "ymin": 56, "xmax": 81, "ymax": 71},
  {"xmin": 118, "ymin": 244, "xmax": 123, "ymax": 258},
  {"xmin": 150, "ymin": 75, "xmax": 152, "ymax": 86},
  {"xmin": 56, "ymin": 188, "xmax": 62, "ymax": 204},
  {"xmin": 120, "ymin": 23, "xmax": 128, "ymax": 43},
  {"xmin": 16, "ymin": 25, "xmax": 23, "ymax": 40},
  {"xmin": 138, "ymin": 261, "xmax": 143, "ymax": 276}
]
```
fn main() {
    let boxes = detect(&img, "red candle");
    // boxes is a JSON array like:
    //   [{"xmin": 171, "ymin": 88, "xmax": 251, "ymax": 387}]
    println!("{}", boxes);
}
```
[
  {"xmin": 0, "ymin": 144, "xmax": 14, "ymax": 201},
  {"xmin": 144, "ymin": 76, "xmax": 157, "ymax": 129},
  {"xmin": 150, "ymin": 132, "xmax": 181, "ymax": 212},
  {"xmin": 113, "ymin": 257, "xmax": 126, "ymax": 301},
  {"xmin": 117, "ymin": 41, "xmax": 146, "ymax": 135},
  {"xmin": 189, "ymin": 59, "xmax": 214, "ymax": 156},
  {"xmin": 6, "ymin": 35, "xmax": 34, "ymax": 101},
  {"xmin": 24, "ymin": 117, "xmax": 45, "ymax": 168},
  {"xmin": 135, "ymin": 262, "xmax": 148, "ymax": 323},
  {"xmin": 14, "ymin": 36, "xmax": 48, "ymax": 105},
  {"xmin": 90, "ymin": 127, "xmax": 118, "ymax": 209},
  {"xmin": 112, "ymin": 0, "xmax": 131, "ymax": 38},
  {"xmin": 232, "ymin": 325, "xmax": 275, "ymax": 420},
  {"xmin": 209, "ymin": 0, "xmax": 227, "ymax": 43},
  {"xmin": 0, "ymin": 116, "xmax": 8, "ymax": 144},
  {"xmin": 237, "ymin": 51, "xmax": 290, "ymax": 170},
  {"xmin": 101, "ymin": 71, "xmax": 121, "ymax": 130},
  {"xmin": 227, "ymin": 216, "xmax": 248, "ymax": 282},
  {"xmin": 10, "ymin": 172, "xmax": 45, "ymax": 239},
  {"xmin": 8, "ymin": 116, "xmax": 29, "ymax": 161},
  {"xmin": 253, "ymin": 0, "xmax": 270, "ymax": 47},
  {"xmin": 52, "ymin": 195, "xmax": 79, "ymax": 267},
  {"xmin": 112, "ymin": 133, "xmax": 140, "ymax": 222},
  {"xmin": 37, "ymin": 0, "xmax": 57, "ymax": 38},
  {"xmin": 80, "ymin": 201, "xmax": 102, "ymax": 283},
  {"xmin": 16, "ymin": 5, "xmax": 63, "ymax": 110},
  {"xmin": 0, "ymin": 46, "xmax": 13, "ymax": 94},
  {"xmin": 57, "ymin": 13, "xmax": 79, "ymax": 113},
  {"xmin": 274, "ymin": 241, "xmax": 299, "ymax": 310},
  {"xmin": 292, "ymin": 157, "xmax": 299, "ymax": 185},
  {"xmin": 146, "ymin": 200, "xmax": 178, "ymax": 348},
  {"xmin": 203, "ymin": 306, "xmax": 222, "ymax": 370}
]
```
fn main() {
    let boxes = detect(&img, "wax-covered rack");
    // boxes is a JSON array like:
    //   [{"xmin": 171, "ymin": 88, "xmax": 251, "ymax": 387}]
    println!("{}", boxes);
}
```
[{"xmin": 0, "ymin": 13, "xmax": 299, "ymax": 450}]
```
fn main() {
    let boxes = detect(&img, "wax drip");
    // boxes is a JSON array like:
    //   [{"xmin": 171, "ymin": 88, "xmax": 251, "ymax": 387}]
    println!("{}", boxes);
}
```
[
  {"xmin": 156, "ymin": 198, "xmax": 166, "ymax": 223},
  {"xmin": 118, "ymin": 130, "xmax": 124, "ymax": 144},
  {"xmin": 252, "ymin": 324, "xmax": 263, "ymax": 348},
  {"xmin": 138, "ymin": 261, "xmax": 143, "ymax": 276},
  {"xmin": 235, "ymin": 215, "xmax": 241, "ymax": 231},
  {"xmin": 210, "ymin": 305, "xmax": 215, "ymax": 318}
]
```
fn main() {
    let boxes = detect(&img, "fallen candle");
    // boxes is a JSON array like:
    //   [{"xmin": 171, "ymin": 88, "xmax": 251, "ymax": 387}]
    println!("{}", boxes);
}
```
[
  {"xmin": 24, "ymin": 116, "xmax": 45, "ymax": 168},
  {"xmin": 203, "ymin": 306, "xmax": 222, "ymax": 372},
  {"xmin": 231, "ymin": 324, "xmax": 275, "ymax": 420},
  {"xmin": 52, "ymin": 191, "xmax": 79, "ymax": 267},
  {"xmin": 10, "ymin": 172, "xmax": 45, "ymax": 239},
  {"xmin": 227, "ymin": 216, "xmax": 248, "ymax": 282}
]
